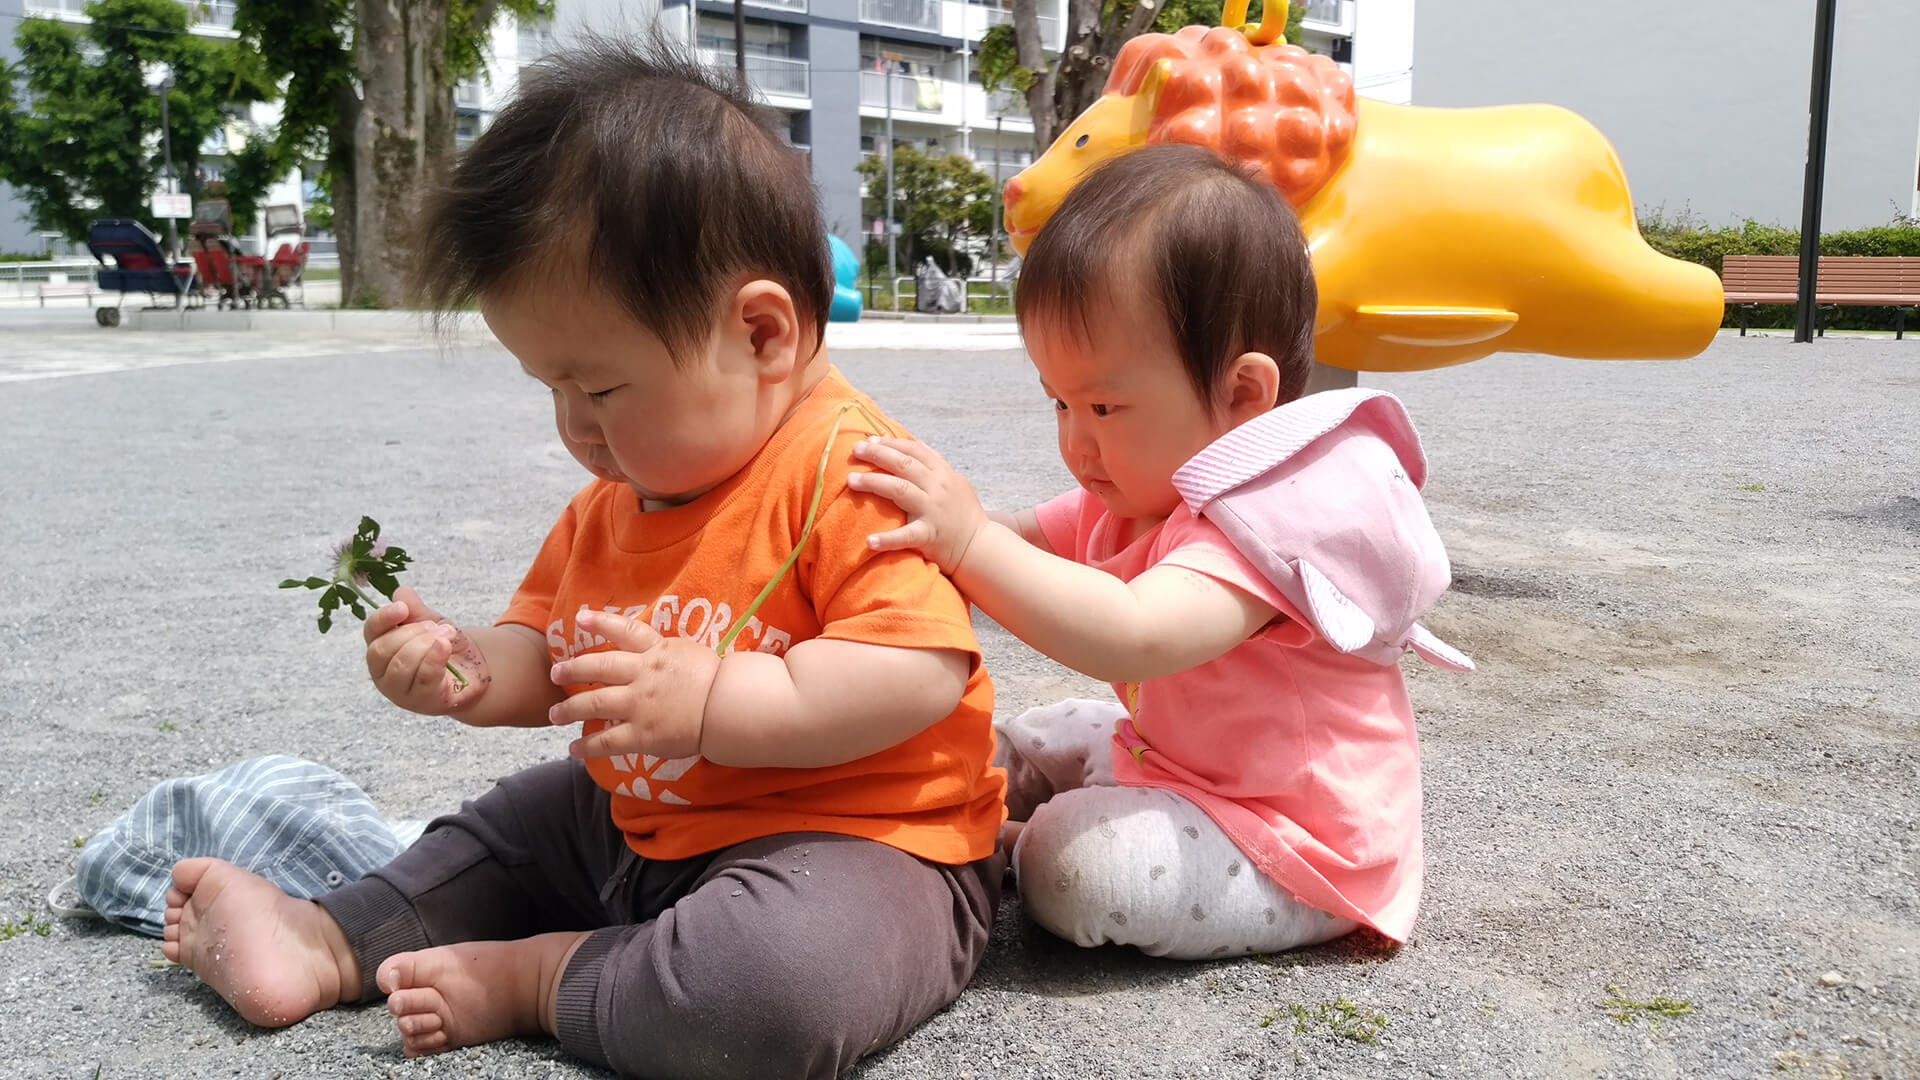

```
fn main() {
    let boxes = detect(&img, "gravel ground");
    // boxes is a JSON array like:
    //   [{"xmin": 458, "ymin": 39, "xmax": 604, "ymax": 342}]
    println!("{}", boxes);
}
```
[{"xmin": 0, "ymin": 322, "xmax": 1914, "ymax": 1080}]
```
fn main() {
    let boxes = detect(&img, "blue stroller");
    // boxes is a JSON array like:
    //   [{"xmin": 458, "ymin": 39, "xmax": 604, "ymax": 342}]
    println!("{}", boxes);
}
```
[{"xmin": 87, "ymin": 219, "xmax": 199, "ymax": 327}]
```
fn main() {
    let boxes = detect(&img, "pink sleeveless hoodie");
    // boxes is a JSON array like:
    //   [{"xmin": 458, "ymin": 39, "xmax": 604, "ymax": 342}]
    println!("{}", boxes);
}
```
[{"xmin": 1035, "ymin": 389, "xmax": 1470, "ymax": 941}]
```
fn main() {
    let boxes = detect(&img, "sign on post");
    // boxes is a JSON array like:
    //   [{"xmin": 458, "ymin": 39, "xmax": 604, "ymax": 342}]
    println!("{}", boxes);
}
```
[{"xmin": 150, "ymin": 193, "xmax": 192, "ymax": 219}]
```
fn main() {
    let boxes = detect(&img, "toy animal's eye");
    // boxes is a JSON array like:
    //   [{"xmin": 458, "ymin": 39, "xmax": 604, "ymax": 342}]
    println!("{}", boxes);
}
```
[{"xmin": 1075, "ymin": 134, "xmax": 1090, "ymax": 148}]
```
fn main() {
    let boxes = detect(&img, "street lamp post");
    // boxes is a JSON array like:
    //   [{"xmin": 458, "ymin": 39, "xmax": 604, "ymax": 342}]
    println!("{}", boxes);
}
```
[
  {"xmin": 988, "ymin": 111, "xmax": 1004, "ymax": 305},
  {"xmin": 733, "ymin": 0, "xmax": 747, "ymax": 90},
  {"xmin": 156, "ymin": 77, "xmax": 179, "ymax": 259},
  {"xmin": 883, "ymin": 58, "xmax": 898, "ymax": 310},
  {"xmin": 1793, "ymin": 0, "xmax": 1839, "ymax": 343}
]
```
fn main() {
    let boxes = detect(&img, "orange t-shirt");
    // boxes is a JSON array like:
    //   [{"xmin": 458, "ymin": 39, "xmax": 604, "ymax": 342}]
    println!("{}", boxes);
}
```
[{"xmin": 499, "ymin": 368, "xmax": 1004, "ymax": 866}]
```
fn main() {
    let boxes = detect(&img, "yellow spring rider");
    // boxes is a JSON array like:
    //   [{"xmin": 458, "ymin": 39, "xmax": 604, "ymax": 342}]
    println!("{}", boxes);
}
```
[{"xmin": 1000, "ymin": 0, "xmax": 1724, "ymax": 373}]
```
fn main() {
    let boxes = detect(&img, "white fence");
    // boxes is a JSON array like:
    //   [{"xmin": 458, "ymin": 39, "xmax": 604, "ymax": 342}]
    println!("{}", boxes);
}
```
[{"xmin": 0, "ymin": 260, "xmax": 103, "ymax": 304}]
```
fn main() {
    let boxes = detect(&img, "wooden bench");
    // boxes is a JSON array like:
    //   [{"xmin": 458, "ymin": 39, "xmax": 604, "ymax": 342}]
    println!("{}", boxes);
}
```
[{"xmin": 1721, "ymin": 254, "xmax": 1920, "ymax": 338}]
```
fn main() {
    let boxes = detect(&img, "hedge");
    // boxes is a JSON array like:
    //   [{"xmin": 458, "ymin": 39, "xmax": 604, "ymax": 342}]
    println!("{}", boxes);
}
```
[{"xmin": 1640, "ymin": 211, "xmax": 1920, "ymax": 331}]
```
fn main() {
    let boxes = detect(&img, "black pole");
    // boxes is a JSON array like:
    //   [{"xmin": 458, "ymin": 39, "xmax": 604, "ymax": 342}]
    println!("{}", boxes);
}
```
[
  {"xmin": 733, "ymin": 0, "xmax": 747, "ymax": 89},
  {"xmin": 1794, "ymin": 0, "xmax": 1838, "ymax": 343},
  {"xmin": 158, "ymin": 78, "xmax": 179, "ymax": 261}
]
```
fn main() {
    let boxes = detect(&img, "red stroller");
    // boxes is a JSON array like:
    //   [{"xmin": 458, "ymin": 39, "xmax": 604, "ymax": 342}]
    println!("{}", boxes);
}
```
[
  {"xmin": 188, "ymin": 199, "xmax": 270, "ymax": 309},
  {"xmin": 262, "ymin": 204, "xmax": 309, "ymax": 307}
]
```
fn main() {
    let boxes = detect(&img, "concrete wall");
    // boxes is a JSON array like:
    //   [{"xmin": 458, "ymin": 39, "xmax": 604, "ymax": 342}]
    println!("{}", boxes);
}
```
[
  {"xmin": 1352, "ymin": 0, "xmax": 1415, "ymax": 105},
  {"xmin": 556, "ymin": 0, "xmax": 666, "ymax": 46},
  {"xmin": 807, "ymin": 0, "xmax": 864, "ymax": 253},
  {"xmin": 0, "ymin": 0, "xmax": 43, "ymax": 253},
  {"xmin": 1413, "ymin": 0, "xmax": 1920, "ymax": 230}
]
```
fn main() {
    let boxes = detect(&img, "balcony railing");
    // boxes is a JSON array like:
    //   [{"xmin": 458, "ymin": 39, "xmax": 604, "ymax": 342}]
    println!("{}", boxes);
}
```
[
  {"xmin": 29, "ymin": 0, "xmax": 232, "ymax": 25},
  {"xmin": 700, "ymin": 50, "xmax": 812, "ymax": 99},
  {"xmin": 182, "ymin": 0, "xmax": 236, "ymax": 29},
  {"xmin": 860, "ymin": 0, "xmax": 940, "ymax": 33},
  {"xmin": 980, "ymin": 7, "xmax": 1059, "ymax": 49},
  {"xmin": 973, "ymin": 148, "xmax": 1031, "ymax": 180},
  {"xmin": 860, "ymin": 70, "xmax": 943, "ymax": 113},
  {"xmin": 747, "ymin": 0, "xmax": 809, "ymax": 10},
  {"xmin": 984, "ymin": 86, "xmax": 1029, "ymax": 120}
]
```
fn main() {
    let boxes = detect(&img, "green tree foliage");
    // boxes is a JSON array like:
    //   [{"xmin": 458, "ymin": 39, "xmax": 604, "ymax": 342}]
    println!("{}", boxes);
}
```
[
  {"xmin": 224, "ymin": 0, "xmax": 546, "ymax": 306},
  {"xmin": 856, "ymin": 146, "xmax": 997, "ymax": 276},
  {"xmin": 0, "ymin": 0, "xmax": 270, "ymax": 240}
]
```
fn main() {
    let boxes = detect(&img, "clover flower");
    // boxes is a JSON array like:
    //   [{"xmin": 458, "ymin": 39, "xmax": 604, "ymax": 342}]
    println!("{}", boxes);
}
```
[{"xmin": 281, "ymin": 516, "xmax": 468, "ymax": 689}]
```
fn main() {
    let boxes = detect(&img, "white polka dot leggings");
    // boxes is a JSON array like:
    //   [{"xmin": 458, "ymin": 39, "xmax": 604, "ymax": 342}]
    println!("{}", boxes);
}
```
[{"xmin": 1000, "ymin": 699, "xmax": 1359, "ymax": 960}]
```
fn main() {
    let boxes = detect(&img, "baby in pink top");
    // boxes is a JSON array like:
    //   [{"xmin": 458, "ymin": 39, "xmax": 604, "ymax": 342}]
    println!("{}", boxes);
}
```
[{"xmin": 850, "ymin": 145, "xmax": 1470, "ymax": 958}]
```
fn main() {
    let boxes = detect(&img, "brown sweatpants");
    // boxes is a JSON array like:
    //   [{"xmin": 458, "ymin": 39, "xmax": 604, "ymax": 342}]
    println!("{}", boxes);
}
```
[{"xmin": 316, "ymin": 758, "xmax": 1004, "ymax": 1080}]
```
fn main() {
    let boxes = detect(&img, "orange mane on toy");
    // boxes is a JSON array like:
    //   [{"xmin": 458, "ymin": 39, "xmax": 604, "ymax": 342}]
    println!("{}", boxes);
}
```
[{"xmin": 1111, "ymin": 25, "xmax": 1359, "ymax": 207}]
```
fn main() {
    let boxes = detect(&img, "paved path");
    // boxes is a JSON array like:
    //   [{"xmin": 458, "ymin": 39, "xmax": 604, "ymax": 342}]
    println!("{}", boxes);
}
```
[{"xmin": 0, "ymin": 323, "xmax": 1913, "ymax": 1079}]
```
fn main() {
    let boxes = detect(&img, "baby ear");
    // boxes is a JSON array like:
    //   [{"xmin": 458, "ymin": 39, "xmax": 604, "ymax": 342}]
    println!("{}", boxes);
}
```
[
  {"xmin": 730, "ymin": 280, "xmax": 805, "ymax": 380},
  {"xmin": 1220, "ymin": 351, "xmax": 1282, "ymax": 423}
]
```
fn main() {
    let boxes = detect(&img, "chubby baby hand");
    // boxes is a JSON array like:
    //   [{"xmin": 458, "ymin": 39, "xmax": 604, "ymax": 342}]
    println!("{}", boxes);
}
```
[
  {"xmin": 545, "ymin": 609, "xmax": 719, "ymax": 761},
  {"xmin": 847, "ymin": 437, "xmax": 988, "ymax": 575},
  {"xmin": 363, "ymin": 586, "xmax": 490, "ymax": 715}
]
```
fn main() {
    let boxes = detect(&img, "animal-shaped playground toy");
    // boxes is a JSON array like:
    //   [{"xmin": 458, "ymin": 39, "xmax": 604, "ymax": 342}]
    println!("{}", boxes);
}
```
[{"xmin": 1000, "ymin": 0, "xmax": 1724, "ymax": 373}]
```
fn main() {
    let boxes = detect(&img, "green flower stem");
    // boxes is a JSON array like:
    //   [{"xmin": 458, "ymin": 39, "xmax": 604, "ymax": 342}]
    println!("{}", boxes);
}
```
[
  {"xmin": 340, "ymin": 578, "xmax": 470, "ymax": 691},
  {"xmin": 714, "ymin": 401, "xmax": 886, "ymax": 656}
]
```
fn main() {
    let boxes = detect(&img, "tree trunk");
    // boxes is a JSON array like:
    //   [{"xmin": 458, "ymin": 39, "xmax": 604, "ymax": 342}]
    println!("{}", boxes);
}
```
[
  {"xmin": 1010, "ymin": 0, "xmax": 1056, "ymax": 150},
  {"xmin": 346, "ymin": 0, "xmax": 451, "ymax": 308},
  {"xmin": 1014, "ymin": 0, "xmax": 1159, "ymax": 158},
  {"xmin": 330, "ymin": 81, "xmax": 361, "ymax": 308}
]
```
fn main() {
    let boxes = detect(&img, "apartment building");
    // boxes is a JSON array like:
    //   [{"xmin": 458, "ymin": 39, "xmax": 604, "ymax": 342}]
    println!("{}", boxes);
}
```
[
  {"xmin": 650, "ymin": 0, "xmax": 1065, "ymax": 258},
  {"xmin": 1302, "ymin": 0, "xmax": 1416, "ymax": 107},
  {"xmin": 0, "ymin": 0, "xmax": 1421, "ymax": 260}
]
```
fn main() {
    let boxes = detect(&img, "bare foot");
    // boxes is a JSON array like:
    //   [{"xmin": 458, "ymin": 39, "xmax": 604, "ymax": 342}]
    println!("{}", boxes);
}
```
[
  {"xmin": 378, "ymin": 932, "xmax": 588, "ymax": 1058},
  {"xmin": 161, "ymin": 857, "xmax": 361, "ymax": 1027}
]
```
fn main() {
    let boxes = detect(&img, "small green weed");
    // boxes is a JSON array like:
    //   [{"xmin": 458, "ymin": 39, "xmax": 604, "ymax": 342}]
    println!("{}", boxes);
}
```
[
  {"xmin": 156, "ymin": 719, "xmax": 178, "ymax": 733},
  {"xmin": 1739, "ymin": 483, "xmax": 1767, "ymax": 493},
  {"xmin": 71, "ymin": 836, "xmax": 87, "ymax": 848},
  {"xmin": 1262, "ymin": 996, "xmax": 1388, "ymax": 1043},
  {"xmin": 1775, "ymin": 1050, "xmax": 1850, "ymax": 1078},
  {"xmin": 1602, "ymin": 983, "xmax": 1694, "ymax": 1031},
  {"xmin": 0, "ymin": 913, "xmax": 53, "ymax": 941},
  {"xmin": 88, "ymin": 789, "xmax": 105, "ymax": 805}
]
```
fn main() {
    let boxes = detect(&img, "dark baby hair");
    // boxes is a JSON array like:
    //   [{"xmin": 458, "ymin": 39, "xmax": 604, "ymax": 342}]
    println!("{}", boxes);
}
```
[
  {"xmin": 1016, "ymin": 144, "xmax": 1318, "ymax": 407},
  {"xmin": 411, "ymin": 37, "xmax": 830, "ymax": 364}
]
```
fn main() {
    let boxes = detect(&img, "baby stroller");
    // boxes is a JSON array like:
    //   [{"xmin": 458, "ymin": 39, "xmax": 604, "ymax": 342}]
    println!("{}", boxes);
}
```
[
  {"xmin": 913, "ymin": 256, "xmax": 964, "ymax": 314},
  {"xmin": 87, "ymin": 218, "xmax": 200, "ymax": 327},
  {"xmin": 262, "ymin": 204, "xmax": 309, "ymax": 307},
  {"xmin": 187, "ymin": 199, "xmax": 271, "ymax": 309}
]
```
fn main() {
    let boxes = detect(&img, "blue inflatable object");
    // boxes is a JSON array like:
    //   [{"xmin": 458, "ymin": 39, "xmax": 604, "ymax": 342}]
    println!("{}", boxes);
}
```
[{"xmin": 828, "ymin": 234, "xmax": 862, "ymax": 322}]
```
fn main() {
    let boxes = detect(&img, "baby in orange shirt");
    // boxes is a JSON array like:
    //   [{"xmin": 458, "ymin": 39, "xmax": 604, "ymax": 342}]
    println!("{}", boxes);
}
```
[{"xmin": 159, "ymin": 41, "xmax": 1005, "ymax": 1079}]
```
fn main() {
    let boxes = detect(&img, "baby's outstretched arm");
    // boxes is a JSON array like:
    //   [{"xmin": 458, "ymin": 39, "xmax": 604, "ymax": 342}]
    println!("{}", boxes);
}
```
[
  {"xmin": 948, "ymin": 527, "xmax": 1275, "ymax": 682},
  {"xmin": 850, "ymin": 438, "xmax": 1274, "ymax": 684}
]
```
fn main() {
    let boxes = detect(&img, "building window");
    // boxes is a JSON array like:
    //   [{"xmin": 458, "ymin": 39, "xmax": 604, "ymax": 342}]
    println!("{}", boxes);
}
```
[
  {"xmin": 698, "ymin": 15, "xmax": 798, "ymax": 57},
  {"xmin": 518, "ymin": 17, "xmax": 554, "ymax": 61}
]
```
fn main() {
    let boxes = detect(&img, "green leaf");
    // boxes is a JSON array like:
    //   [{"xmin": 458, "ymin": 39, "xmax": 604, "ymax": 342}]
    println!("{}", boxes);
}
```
[{"xmin": 364, "ymin": 570, "xmax": 399, "ymax": 599}]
